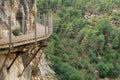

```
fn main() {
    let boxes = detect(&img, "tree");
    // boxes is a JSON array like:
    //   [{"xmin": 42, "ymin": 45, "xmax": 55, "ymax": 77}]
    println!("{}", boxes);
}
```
[
  {"xmin": 96, "ymin": 62, "xmax": 110, "ymax": 78},
  {"xmin": 95, "ymin": 19, "xmax": 112, "ymax": 35}
]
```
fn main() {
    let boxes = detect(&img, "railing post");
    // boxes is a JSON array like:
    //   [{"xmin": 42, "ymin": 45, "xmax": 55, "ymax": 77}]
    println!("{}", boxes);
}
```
[
  {"xmin": 47, "ymin": 13, "xmax": 50, "ymax": 34},
  {"xmin": 47, "ymin": 0, "xmax": 49, "ymax": 35},
  {"xmin": 51, "ymin": 13, "xmax": 53, "ymax": 33},
  {"xmin": 48, "ymin": 13, "xmax": 53, "ymax": 33},
  {"xmin": 50, "ymin": 13, "xmax": 53, "ymax": 33},
  {"xmin": 9, "ymin": 16, "xmax": 12, "ymax": 50},
  {"xmin": 34, "ymin": 22, "xmax": 37, "ymax": 43},
  {"xmin": 43, "ymin": 14, "xmax": 47, "ymax": 36},
  {"xmin": 22, "ymin": 15, "xmax": 25, "ymax": 34}
]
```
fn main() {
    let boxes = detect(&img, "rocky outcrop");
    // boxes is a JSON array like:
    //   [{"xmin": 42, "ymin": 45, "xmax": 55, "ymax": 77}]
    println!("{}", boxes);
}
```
[
  {"xmin": 0, "ymin": 55, "xmax": 25, "ymax": 80},
  {"xmin": 0, "ymin": 0, "xmax": 37, "ymax": 38},
  {"xmin": 0, "ymin": 51, "xmax": 57, "ymax": 80},
  {"xmin": 30, "ymin": 52, "xmax": 57, "ymax": 80}
]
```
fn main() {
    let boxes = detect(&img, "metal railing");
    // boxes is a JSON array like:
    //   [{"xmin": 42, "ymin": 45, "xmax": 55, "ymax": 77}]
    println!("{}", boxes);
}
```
[{"xmin": 0, "ymin": 13, "xmax": 53, "ymax": 50}]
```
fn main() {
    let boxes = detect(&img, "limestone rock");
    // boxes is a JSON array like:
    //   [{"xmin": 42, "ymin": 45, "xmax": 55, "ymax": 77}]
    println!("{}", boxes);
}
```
[
  {"xmin": 30, "ymin": 52, "xmax": 57, "ymax": 80},
  {"xmin": 0, "ymin": 0, "xmax": 37, "ymax": 38}
]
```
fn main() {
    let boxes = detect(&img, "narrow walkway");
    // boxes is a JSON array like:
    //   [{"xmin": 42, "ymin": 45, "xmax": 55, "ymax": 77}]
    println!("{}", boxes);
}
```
[{"xmin": 0, "ymin": 23, "xmax": 53, "ymax": 49}]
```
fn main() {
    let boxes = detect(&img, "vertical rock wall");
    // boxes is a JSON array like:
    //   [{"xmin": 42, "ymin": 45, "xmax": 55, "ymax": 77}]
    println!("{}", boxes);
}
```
[
  {"xmin": 0, "ymin": 55, "xmax": 25, "ymax": 80},
  {"xmin": 0, "ymin": 51, "xmax": 57, "ymax": 80},
  {"xmin": 0, "ymin": 0, "xmax": 37, "ymax": 38}
]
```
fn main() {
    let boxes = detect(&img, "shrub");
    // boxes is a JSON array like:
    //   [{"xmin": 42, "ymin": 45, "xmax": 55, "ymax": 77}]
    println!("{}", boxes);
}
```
[{"xmin": 12, "ymin": 28, "xmax": 21, "ymax": 36}]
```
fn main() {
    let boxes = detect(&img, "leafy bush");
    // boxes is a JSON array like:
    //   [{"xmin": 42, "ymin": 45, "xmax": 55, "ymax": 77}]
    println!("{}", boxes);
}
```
[{"xmin": 12, "ymin": 28, "xmax": 21, "ymax": 36}]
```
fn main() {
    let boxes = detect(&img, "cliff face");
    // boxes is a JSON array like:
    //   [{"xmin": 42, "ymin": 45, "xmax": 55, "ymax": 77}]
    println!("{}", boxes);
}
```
[
  {"xmin": 0, "ymin": 0, "xmax": 37, "ymax": 38},
  {"xmin": 0, "ymin": 0, "xmax": 56, "ymax": 80},
  {"xmin": 0, "ymin": 51, "xmax": 56, "ymax": 80}
]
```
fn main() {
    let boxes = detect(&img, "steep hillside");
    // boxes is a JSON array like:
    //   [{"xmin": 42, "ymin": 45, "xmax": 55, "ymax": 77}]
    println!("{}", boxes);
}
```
[{"xmin": 37, "ymin": 0, "xmax": 120, "ymax": 80}]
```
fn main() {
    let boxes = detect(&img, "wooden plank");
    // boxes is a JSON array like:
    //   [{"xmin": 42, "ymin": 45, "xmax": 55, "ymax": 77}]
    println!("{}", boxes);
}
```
[{"xmin": 0, "ymin": 23, "xmax": 52, "ymax": 50}]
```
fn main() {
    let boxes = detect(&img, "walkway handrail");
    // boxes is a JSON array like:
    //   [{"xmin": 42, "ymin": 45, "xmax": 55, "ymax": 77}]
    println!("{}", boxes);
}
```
[{"xmin": 0, "ymin": 14, "xmax": 53, "ymax": 50}]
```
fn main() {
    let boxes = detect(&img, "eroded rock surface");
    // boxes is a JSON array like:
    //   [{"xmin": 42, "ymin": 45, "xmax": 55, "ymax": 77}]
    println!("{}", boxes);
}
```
[{"xmin": 0, "ymin": 0, "xmax": 37, "ymax": 38}]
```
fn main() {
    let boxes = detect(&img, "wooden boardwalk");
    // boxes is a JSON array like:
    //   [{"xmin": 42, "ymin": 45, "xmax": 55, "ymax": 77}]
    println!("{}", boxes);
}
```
[{"xmin": 0, "ymin": 23, "xmax": 53, "ymax": 50}]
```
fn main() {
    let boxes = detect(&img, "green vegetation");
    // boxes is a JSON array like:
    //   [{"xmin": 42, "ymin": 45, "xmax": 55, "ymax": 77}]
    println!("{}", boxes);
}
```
[
  {"xmin": 37, "ymin": 0, "xmax": 120, "ymax": 80},
  {"xmin": 12, "ymin": 28, "xmax": 21, "ymax": 36}
]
